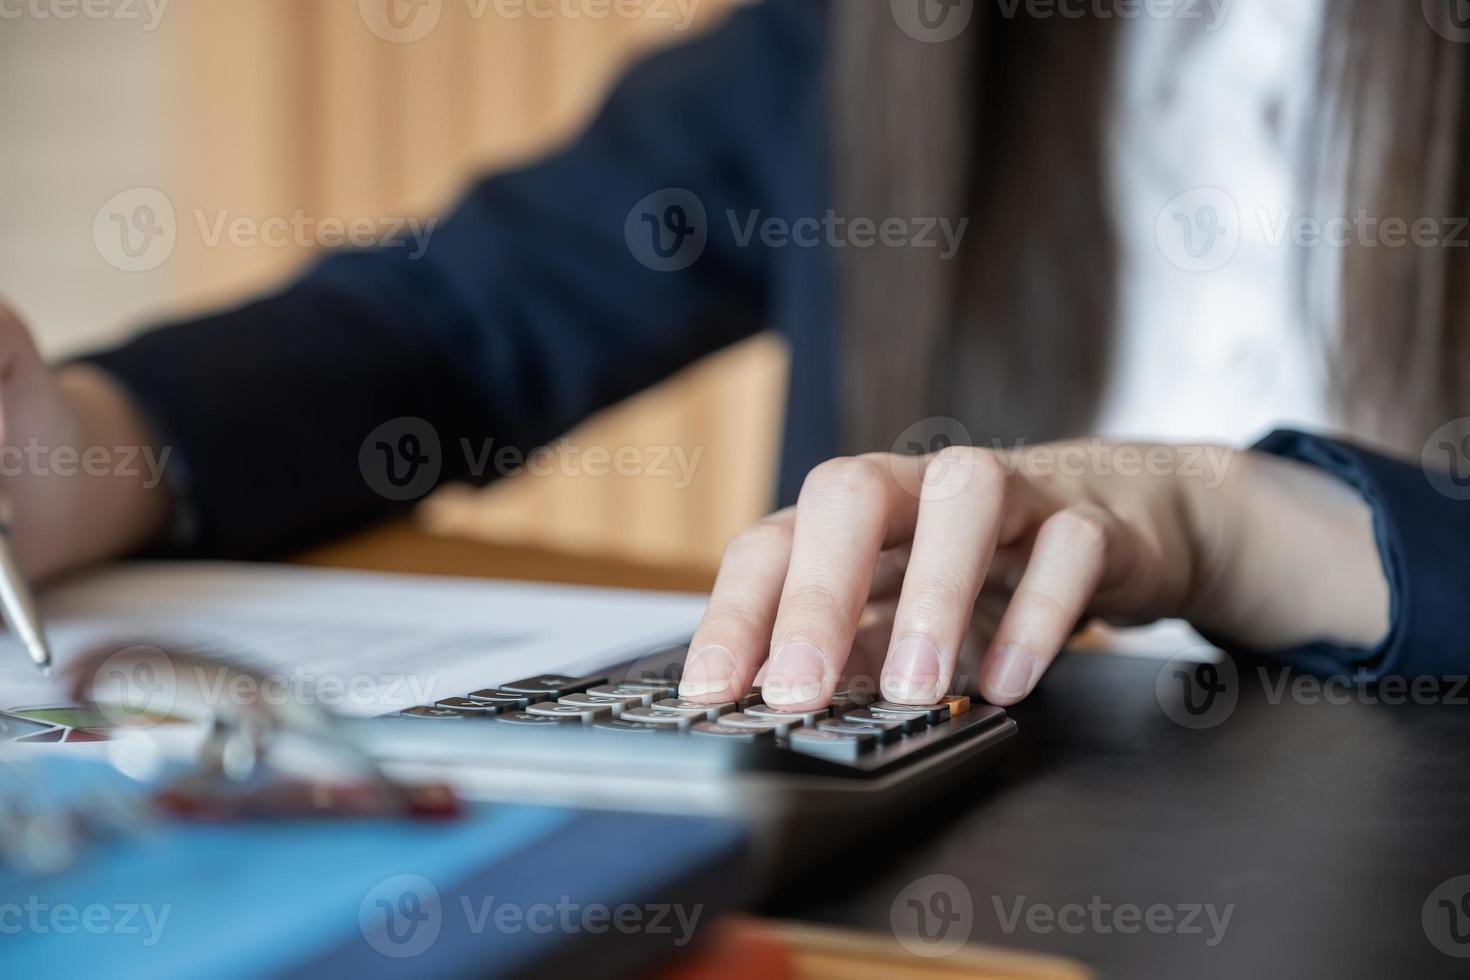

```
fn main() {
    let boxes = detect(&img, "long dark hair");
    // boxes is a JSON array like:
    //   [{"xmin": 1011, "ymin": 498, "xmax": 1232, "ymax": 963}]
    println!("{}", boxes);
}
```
[{"xmin": 832, "ymin": 1, "xmax": 1470, "ymax": 456}]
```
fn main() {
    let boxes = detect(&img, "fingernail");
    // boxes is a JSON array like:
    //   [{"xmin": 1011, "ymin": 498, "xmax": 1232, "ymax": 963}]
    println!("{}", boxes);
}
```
[
  {"xmin": 881, "ymin": 635, "xmax": 945, "ymax": 704},
  {"xmin": 985, "ymin": 644, "xmax": 1042, "ymax": 701},
  {"xmin": 679, "ymin": 644, "xmax": 738, "ymax": 699},
  {"xmin": 764, "ymin": 641, "xmax": 827, "ymax": 705}
]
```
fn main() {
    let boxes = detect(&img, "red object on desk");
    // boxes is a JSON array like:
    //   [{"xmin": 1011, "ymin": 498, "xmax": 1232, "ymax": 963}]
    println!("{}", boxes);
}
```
[{"xmin": 656, "ymin": 918, "xmax": 795, "ymax": 980}]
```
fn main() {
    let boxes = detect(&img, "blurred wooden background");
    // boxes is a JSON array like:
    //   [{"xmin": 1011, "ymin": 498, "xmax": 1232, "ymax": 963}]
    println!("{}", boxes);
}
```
[{"xmin": 3, "ymin": 0, "xmax": 785, "ymax": 573}]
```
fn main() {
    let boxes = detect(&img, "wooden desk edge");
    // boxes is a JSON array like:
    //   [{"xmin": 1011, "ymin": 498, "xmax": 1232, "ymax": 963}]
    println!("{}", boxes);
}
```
[{"xmin": 292, "ymin": 520, "xmax": 717, "ymax": 593}]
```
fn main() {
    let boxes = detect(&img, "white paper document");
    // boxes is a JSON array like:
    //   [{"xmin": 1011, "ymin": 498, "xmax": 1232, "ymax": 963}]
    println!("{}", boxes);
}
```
[{"xmin": 0, "ymin": 562, "xmax": 707, "ymax": 717}]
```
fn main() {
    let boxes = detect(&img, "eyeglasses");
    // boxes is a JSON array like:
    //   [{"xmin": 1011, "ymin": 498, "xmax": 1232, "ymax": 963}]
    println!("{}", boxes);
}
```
[{"xmin": 0, "ymin": 645, "xmax": 461, "ymax": 875}]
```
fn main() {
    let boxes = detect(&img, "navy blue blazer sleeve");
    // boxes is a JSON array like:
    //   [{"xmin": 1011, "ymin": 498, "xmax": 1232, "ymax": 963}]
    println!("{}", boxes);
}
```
[
  {"xmin": 80, "ymin": 0, "xmax": 821, "ymax": 558},
  {"xmin": 1253, "ymin": 430, "xmax": 1469, "ymax": 681}
]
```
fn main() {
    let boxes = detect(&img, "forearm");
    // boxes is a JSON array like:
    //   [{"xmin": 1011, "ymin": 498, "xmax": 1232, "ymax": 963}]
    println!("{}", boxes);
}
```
[
  {"xmin": 17, "ymin": 366, "xmax": 173, "ymax": 581},
  {"xmin": 1182, "ymin": 449, "xmax": 1390, "ymax": 652}
]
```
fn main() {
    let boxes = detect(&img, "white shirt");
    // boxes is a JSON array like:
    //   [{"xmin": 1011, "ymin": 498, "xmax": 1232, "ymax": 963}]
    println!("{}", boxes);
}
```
[
  {"xmin": 1100, "ymin": 0, "xmax": 1337, "ymax": 446},
  {"xmin": 1093, "ymin": 0, "xmax": 1340, "ymax": 659}
]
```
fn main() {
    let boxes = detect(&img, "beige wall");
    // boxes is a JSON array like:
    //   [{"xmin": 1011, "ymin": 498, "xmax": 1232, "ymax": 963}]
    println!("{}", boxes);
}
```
[
  {"xmin": 0, "ymin": 7, "xmax": 173, "ymax": 356},
  {"xmin": 1, "ymin": 0, "xmax": 785, "ymax": 570}
]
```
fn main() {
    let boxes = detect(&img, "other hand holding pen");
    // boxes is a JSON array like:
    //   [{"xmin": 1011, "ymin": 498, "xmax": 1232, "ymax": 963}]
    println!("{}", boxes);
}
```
[{"xmin": 0, "ymin": 301, "xmax": 173, "ymax": 585}]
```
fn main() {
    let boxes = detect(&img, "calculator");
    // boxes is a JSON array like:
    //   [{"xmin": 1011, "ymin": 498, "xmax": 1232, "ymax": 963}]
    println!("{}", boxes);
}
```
[{"xmin": 352, "ymin": 644, "xmax": 1017, "ymax": 875}]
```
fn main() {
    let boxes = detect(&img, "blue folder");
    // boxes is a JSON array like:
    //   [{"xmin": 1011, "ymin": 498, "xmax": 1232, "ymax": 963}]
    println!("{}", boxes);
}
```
[{"xmin": 1, "ymin": 760, "xmax": 749, "ymax": 979}]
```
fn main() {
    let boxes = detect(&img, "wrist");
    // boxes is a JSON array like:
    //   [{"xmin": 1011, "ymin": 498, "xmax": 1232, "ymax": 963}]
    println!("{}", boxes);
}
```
[
  {"xmin": 1175, "ymin": 445, "xmax": 1252, "ymax": 636},
  {"xmin": 1178, "ymin": 447, "xmax": 1389, "ymax": 651}
]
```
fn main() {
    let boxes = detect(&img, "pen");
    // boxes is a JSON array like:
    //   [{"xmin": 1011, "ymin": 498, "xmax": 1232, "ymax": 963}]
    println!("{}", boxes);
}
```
[{"xmin": 0, "ymin": 523, "xmax": 52, "ymax": 676}]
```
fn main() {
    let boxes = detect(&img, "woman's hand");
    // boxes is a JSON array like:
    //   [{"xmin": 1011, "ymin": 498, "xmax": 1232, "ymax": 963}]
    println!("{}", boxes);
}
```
[
  {"xmin": 678, "ymin": 441, "xmax": 1389, "ymax": 709},
  {"xmin": 0, "ymin": 301, "xmax": 172, "ymax": 580}
]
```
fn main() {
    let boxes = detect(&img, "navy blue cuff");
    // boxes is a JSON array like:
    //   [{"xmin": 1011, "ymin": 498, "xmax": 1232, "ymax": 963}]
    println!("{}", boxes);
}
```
[{"xmin": 1249, "ymin": 429, "xmax": 1467, "ymax": 680}]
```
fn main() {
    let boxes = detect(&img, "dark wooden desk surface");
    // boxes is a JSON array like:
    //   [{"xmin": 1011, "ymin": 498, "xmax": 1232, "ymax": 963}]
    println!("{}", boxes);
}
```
[
  {"xmin": 768, "ymin": 653, "xmax": 1470, "ymax": 979},
  {"xmin": 300, "ymin": 524, "xmax": 1470, "ymax": 979}
]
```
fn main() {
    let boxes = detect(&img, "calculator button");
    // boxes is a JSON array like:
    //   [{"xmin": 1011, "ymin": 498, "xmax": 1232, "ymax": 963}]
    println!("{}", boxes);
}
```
[
  {"xmin": 586, "ymin": 685, "xmax": 663, "ymax": 706},
  {"xmin": 742, "ymin": 703, "xmax": 830, "ymax": 727},
  {"xmin": 737, "ymin": 689, "xmax": 763, "ymax": 710},
  {"xmin": 841, "ymin": 708, "xmax": 928, "ymax": 733},
  {"xmin": 619, "ymin": 707, "xmax": 693, "ymax": 730},
  {"xmin": 689, "ymin": 722, "xmax": 776, "ymax": 744},
  {"xmin": 788, "ymin": 728, "xmax": 876, "ymax": 760},
  {"xmin": 717, "ymin": 713, "xmax": 787, "ymax": 735},
  {"xmin": 496, "ymin": 710, "xmax": 574, "ymax": 726},
  {"xmin": 500, "ymin": 674, "xmax": 607, "ymax": 697},
  {"xmin": 433, "ymin": 698, "xmax": 503, "ymax": 714},
  {"xmin": 401, "ymin": 705, "xmax": 471, "ymax": 719},
  {"xmin": 558, "ymin": 692, "xmax": 641, "ymax": 714},
  {"xmin": 465, "ymin": 689, "xmax": 538, "ymax": 708},
  {"xmin": 653, "ymin": 698, "xmax": 735, "ymax": 721},
  {"xmin": 593, "ymin": 719, "xmax": 672, "ymax": 734},
  {"xmin": 818, "ymin": 718, "xmax": 903, "ymax": 743},
  {"xmin": 940, "ymin": 695, "xmax": 972, "ymax": 717},
  {"xmin": 612, "ymin": 680, "xmax": 679, "ymax": 697},
  {"xmin": 525, "ymin": 702, "xmax": 613, "ymax": 724},
  {"xmin": 872, "ymin": 701, "xmax": 952, "ymax": 724},
  {"xmin": 833, "ymin": 684, "xmax": 879, "ymax": 707},
  {"xmin": 622, "ymin": 662, "xmax": 685, "ymax": 689}
]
